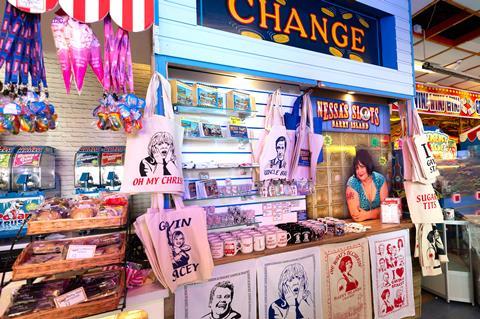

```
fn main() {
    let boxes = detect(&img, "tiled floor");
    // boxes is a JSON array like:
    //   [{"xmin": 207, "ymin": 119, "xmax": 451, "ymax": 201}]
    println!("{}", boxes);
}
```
[{"xmin": 422, "ymin": 293, "xmax": 480, "ymax": 318}]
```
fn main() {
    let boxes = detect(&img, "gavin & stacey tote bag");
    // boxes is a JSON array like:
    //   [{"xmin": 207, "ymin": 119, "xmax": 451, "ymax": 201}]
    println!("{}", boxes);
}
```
[
  {"xmin": 121, "ymin": 72, "xmax": 184, "ymax": 194},
  {"xmin": 290, "ymin": 92, "xmax": 323, "ymax": 183},
  {"xmin": 144, "ymin": 194, "xmax": 214, "ymax": 292}
]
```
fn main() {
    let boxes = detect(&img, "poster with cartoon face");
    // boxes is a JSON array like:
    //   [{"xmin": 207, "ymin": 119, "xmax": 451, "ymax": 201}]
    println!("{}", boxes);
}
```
[
  {"xmin": 257, "ymin": 247, "xmax": 321, "ymax": 319},
  {"xmin": 368, "ymin": 230, "xmax": 415, "ymax": 319},
  {"xmin": 175, "ymin": 260, "xmax": 257, "ymax": 319},
  {"xmin": 319, "ymin": 238, "xmax": 372, "ymax": 319}
]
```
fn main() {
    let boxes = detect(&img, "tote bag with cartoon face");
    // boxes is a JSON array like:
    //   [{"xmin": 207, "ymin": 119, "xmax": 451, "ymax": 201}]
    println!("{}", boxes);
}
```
[{"xmin": 121, "ymin": 72, "xmax": 184, "ymax": 194}]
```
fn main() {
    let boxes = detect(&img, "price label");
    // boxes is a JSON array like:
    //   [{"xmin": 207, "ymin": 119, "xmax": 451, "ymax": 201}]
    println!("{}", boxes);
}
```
[
  {"xmin": 230, "ymin": 116, "xmax": 242, "ymax": 125},
  {"xmin": 54, "ymin": 287, "xmax": 87, "ymax": 308},
  {"xmin": 66, "ymin": 245, "xmax": 97, "ymax": 260}
]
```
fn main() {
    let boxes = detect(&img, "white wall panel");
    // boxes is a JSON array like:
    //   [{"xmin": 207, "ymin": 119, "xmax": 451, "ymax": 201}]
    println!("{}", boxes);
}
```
[{"xmin": 155, "ymin": 0, "xmax": 414, "ymax": 98}]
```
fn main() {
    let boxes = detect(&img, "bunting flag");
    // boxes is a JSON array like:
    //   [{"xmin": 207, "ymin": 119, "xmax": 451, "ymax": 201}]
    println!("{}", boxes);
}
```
[
  {"xmin": 109, "ymin": 0, "xmax": 154, "ymax": 32},
  {"xmin": 8, "ymin": 0, "xmax": 58, "ymax": 13},
  {"xmin": 58, "ymin": 0, "xmax": 109, "ymax": 23}
]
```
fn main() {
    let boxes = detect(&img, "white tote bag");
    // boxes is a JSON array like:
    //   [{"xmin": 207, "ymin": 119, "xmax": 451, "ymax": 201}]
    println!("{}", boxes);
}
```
[
  {"xmin": 404, "ymin": 181, "xmax": 443, "ymax": 224},
  {"xmin": 121, "ymin": 72, "xmax": 184, "ymax": 194},
  {"xmin": 258, "ymin": 90, "xmax": 291, "ymax": 181}
]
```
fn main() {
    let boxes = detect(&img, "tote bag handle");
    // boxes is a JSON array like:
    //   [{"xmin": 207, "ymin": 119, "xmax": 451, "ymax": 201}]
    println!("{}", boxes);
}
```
[
  {"xmin": 150, "ymin": 193, "xmax": 185, "ymax": 212},
  {"xmin": 144, "ymin": 72, "xmax": 175, "ymax": 119}
]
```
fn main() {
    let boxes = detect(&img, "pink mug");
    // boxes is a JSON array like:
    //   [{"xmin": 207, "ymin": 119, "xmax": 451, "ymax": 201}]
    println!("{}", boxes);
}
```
[
  {"xmin": 276, "ymin": 230, "xmax": 291, "ymax": 247},
  {"xmin": 224, "ymin": 239, "xmax": 240, "ymax": 257},
  {"xmin": 265, "ymin": 232, "xmax": 277, "ymax": 249},
  {"xmin": 240, "ymin": 235, "xmax": 254, "ymax": 254},
  {"xmin": 210, "ymin": 240, "xmax": 224, "ymax": 259}
]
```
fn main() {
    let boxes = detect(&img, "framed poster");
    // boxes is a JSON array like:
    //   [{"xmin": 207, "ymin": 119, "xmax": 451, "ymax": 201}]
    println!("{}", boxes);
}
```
[
  {"xmin": 175, "ymin": 260, "xmax": 256, "ymax": 319},
  {"xmin": 257, "ymin": 247, "xmax": 321, "ymax": 319},
  {"xmin": 319, "ymin": 238, "xmax": 372, "ymax": 319},
  {"xmin": 368, "ymin": 230, "xmax": 415, "ymax": 319}
]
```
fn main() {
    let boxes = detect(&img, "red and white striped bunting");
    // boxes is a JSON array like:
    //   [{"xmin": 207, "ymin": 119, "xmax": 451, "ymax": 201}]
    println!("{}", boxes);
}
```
[
  {"xmin": 59, "ymin": 0, "xmax": 109, "ymax": 23},
  {"xmin": 109, "ymin": 0, "xmax": 153, "ymax": 32},
  {"xmin": 8, "ymin": 0, "xmax": 58, "ymax": 13}
]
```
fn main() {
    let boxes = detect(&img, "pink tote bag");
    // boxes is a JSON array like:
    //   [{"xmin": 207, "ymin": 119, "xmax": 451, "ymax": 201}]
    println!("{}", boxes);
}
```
[
  {"xmin": 144, "ymin": 194, "xmax": 214, "ymax": 292},
  {"xmin": 290, "ymin": 92, "xmax": 323, "ymax": 183},
  {"xmin": 121, "ymin": 72, "xmax": 184, "ymax": 194}
]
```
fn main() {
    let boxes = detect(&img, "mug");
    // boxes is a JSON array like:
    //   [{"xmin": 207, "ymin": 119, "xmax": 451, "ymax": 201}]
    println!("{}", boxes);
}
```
[
  {"xmin": 291, "ymin": 229, "xmax": 302, "ymax": 244},
  {"xmin": 254, "ymin": 234, "xmax": 266, "ymax": 251},
  {"xmin": 224, "ymin": 239, "xmax": 240, "ymax": 257},
  {"xmin": 210, "ymin": 240, "xmax": 224, "ymax": 259},
  {"xmin": 276, "ymin": 230, "xmax": 291, "ymax": 247},
  {"xmin": 265, "ymin": 232, "xmax": 277, "ymax": 249},
  {"xmin": 302, "ymin": 228, "xmax": 311, "ymax": 243},
  {"xmin": 240, "ymin": 235, "xmax": 254, "ymax": 254}
]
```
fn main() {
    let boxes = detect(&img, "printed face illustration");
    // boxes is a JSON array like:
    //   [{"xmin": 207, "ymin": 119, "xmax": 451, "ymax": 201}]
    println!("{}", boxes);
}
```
[
  {"xmin": 379, "ymin": 258, "xmax": 386, "ymax": 269},
  {"xmin": 285, "ymin": 274, "xmax": 302, "ymax": 297},
  {"xmin": 355, "ymin": 162, "xmax": 369, "ymax": 182},
  {"xmin": 211, "ymin": 287, "xmax": 233, "ymax": 317},
  {"xmin": 152, "ymin": 142, "xmax": 170, "ymax": 162},
  {"xmin": 378, "ymin": 244, "xmax": 385, "ymax": 255},
  {"xmin": 346, "ymin": 260, "xmax": 353, "ymax": 273},
  {"xmin": 276, "ymin": 139, "xmax": 286, "ymax": 161},
  {"xmin": 173, "ymin": 233, "xmax": 185, "ymax": 248},
  {"xmin": 392, "ymin": 245, "xmax": 398, "ymax": 256},
  {"xmin": 383, "ymin": 273, "xmax": 389, "ymax": 282}
]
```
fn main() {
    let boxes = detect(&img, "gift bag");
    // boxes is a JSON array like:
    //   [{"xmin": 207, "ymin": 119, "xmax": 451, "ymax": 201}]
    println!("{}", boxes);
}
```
[
  {"xmin": 144, "ymin": 194, "xmax": 214, "ymax": 292},
  {"xmin": 290, "ymin": 92, "xmax": 323, "ymax": 183},
  {"xmin": 257, "ymin": 90, "xmax": 291, "ymax": 181},
  {"xmin": 404, "ymin": 181, "xmax": 443, "ymax": 224},
  {"xmin": 121, "ymin": 72, "xmax": 184, "ymax": 194},
  {"xmin": 285, "ymin": 94, "xmax": 324, "ymax": 163}
]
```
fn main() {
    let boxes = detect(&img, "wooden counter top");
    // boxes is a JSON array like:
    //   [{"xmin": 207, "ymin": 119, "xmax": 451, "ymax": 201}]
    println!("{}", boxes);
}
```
[{"xmin": 214, "ymin": 219, "xmax": 414, "ymax": 266}]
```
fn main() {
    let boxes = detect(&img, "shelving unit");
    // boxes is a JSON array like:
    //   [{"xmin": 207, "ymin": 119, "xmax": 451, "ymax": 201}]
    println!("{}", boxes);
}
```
[{"xmin": 174, "ymin": 105, "xmax": 257, "ymax": 119}]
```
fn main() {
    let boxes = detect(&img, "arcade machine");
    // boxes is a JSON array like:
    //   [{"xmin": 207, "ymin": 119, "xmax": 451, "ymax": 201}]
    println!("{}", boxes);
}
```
[
  {"xmin": 100, "ymin": 146, "xmax": 125, "ymax": 191},
  {"xmin": 0, "ymin": 146, "xmax": 57, "ymax": 239},
  {"xmin": 74, "ymin": 146, "xmax": 102, "ymax": 194}
]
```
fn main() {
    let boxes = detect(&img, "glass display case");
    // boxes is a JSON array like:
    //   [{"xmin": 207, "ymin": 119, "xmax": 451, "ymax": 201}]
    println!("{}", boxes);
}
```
[
  {"xmin": 11, "ymin": 146, "xmax": 55, "ymax": 192},
  {"xmin": 0, "ymin": 146, "xmax": 18, "ymax": 192},
  {"xmin": 100, "ymin": 146, "xmax": 125, "ymax": 191},
  {"xmin": 74, "ymin": 146, "xmax": 102, "ymax": 192}
]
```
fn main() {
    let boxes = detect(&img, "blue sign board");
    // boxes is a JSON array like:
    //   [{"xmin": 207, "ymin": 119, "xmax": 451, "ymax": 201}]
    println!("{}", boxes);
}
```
[
  {"xmin": 312, "ymin": 97, "xmax": 390, "ymax": 134},
  {"xmin": 197, "ymin": 0, "xmax": 382, "ymax": 65}
]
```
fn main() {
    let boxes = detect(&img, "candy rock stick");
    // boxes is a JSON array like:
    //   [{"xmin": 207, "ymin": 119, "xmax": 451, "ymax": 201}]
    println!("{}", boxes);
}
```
[
  {"xmin": 89, "ymin": 32, "xmax": 103, "ymax": 84},
  {"xmin": 67, "ymin": 19, "xmax": 92, "ymax": 94}
]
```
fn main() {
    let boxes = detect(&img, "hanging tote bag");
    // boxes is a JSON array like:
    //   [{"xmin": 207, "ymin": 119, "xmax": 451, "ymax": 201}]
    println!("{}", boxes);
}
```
[
  {"xmin": 258, "ymin": 90, "xmax": 291, "ymax": 181},
  {"xmin": 290, "ymin": 92, "xmax": 323, "ymax": 183},
  {"xmin": 121, "ymin": 72, "xmax": 184, "ymax": 194},
  {"xmin": 285, "ymin": 94, "xmax": 324, "ymax": 163},
  {"xmin": 252, "ymin": 90, "xmax": 275, "ymax": 165},
  {"xmin": 144, "ymin": 194, "xmax": 214, "ymax": 292},
  {"xmin": 403, "ymin": 181, "xmax": 443, "ymax": 224},
  {"xmin": 409, "ymin": 101, "xmax": 440, "ymax": 182}
]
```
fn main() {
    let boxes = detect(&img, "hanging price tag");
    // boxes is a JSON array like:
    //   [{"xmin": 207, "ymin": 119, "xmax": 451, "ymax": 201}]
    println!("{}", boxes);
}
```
[
  {"xmin": 66, "ymin": 245, "xmax": 97, "ymax": 259},
  {"xmin": 54, "ymin": 287, "xmax": 88, "ymax": 308}
]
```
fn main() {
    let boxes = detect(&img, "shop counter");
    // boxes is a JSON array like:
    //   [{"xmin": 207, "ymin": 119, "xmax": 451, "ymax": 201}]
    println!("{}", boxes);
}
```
[{"xmin": 213, "ymin": 219, "xmax": 414, "ymax": 266}]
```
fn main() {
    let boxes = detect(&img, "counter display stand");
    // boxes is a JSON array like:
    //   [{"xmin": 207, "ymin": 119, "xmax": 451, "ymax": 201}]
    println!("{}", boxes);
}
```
[
  {"xmin": 0, "ymin": 207, "xmax": 131, "ymax": 319},
  {"xmin": 422, "ymin": 219, "xmax": 475, "ymax": 305}
]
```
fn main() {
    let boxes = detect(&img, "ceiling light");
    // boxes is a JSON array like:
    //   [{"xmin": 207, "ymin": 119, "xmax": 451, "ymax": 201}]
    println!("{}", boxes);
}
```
[
  {"xmin": 414, "ymin": 60, "xmax": 434, "ymax": 73},
  {"xmin": 347, "ymin": 91, "xmax": 355, "ymax": 94},
  {"xmin": 422, "ymin": 62, "xmax": 480, "ymax": 83}
]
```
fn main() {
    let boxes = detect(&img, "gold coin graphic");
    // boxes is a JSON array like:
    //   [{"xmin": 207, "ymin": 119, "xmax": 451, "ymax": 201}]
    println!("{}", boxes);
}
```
[
  {"xmin": 240, "ymin": 31, "xmax": 263, "ymax": 40},
  {"xmin": 349, "ymin": 53, "xmax": 364, "ymax": 62},
  {"xmin": 329, "ymin": 47, "xmax": 343, "ymax": 57},
  {"xmin": 359, "ymin": 17, "xmax": 370, "ymax": 28},
  {"xmin": 342, "ymin": 13, "xmax": 353, "ymax": 19},
  {"xmin": 273, "ymin": 34, "xmax": 290, "ymax": 43},
  {"xmin": 275, "ymin": 0, "xmax": 286, "ymax": 5},
  {"xmin": 321, "ymin": 8, "xmax": 335, "ymax": 17}
]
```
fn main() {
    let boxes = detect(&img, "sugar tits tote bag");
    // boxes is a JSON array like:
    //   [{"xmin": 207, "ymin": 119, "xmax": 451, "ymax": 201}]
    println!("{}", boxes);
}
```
[
  {"xmin": 145, "ymin": 194, "xmax": 214, "ymax": 292},
  {"xmin": 290, "ymin": 92, "xmax": 323, "ymax": 183},
  {"xmin": 258, "ymin": 89, "xmax": 291, "ymax": 181},
  {"xmin": 121, "ymin": 72, "xmax": 184, "ymax": 194},
  {"xmin": 404, "ymin": 181, "xmax": 443, "ymax": 224}
]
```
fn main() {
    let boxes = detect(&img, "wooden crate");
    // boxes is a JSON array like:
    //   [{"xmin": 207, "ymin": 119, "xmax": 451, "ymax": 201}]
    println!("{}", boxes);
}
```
[
  {"xmin": 3, "ymin": 271, "xmax": 125, "ymax": 319},
  {"xmin": 12, "ymin": 233, "xmax": 126, "ymax": 280},
  {"xmin": 27, "ymin": 206, "xmax": 127, "ymax": 235}
]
